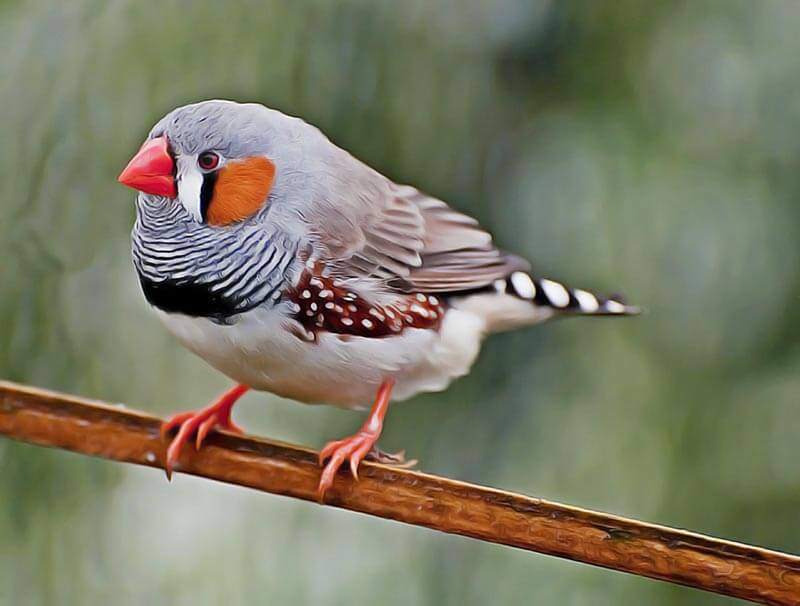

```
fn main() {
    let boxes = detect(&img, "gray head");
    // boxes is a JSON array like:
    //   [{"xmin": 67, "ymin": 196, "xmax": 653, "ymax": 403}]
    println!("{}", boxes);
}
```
[{"xmin": 119, "ymin": 99, "xmax": 320, "ymax": 226}]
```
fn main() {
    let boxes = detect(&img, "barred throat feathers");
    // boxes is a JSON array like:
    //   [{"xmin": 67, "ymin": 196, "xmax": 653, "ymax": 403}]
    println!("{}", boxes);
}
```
[{"xmin": 131, "ymin": 195, "xmax": 299, "ymax": 322}]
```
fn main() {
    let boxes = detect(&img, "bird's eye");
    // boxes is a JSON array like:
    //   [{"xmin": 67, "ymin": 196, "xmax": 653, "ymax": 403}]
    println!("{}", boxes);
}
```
[{"xmin": 198, "ymin": 151, "xmax": 220, "ymax": 171}]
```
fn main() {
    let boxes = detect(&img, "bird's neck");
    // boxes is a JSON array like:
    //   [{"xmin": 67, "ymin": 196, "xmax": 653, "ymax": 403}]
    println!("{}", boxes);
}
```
[{"xmin": 132, "ymin": 196, "xmax": 299, "ymax": 321}]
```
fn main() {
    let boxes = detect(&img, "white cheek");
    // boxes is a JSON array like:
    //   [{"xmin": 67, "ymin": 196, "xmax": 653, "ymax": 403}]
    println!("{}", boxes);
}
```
[{"xmin": 176, "ymin": 156, "xmax": 204, "ymax": 222}]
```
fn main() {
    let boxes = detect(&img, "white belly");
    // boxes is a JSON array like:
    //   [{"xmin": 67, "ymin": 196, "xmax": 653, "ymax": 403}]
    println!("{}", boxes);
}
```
[{"xmin": 154, "ymin": 303, "xmax": 487, "ymax": 410}]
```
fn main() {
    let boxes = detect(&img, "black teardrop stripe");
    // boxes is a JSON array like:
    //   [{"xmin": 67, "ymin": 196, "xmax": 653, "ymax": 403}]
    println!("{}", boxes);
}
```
[
  {"xmin": 199, "ymin": 170, "xmax": 218, "ymax": 222},
  {"xmin": 138, "ymin": 274, "xmax": 242, "ymax": 320}
]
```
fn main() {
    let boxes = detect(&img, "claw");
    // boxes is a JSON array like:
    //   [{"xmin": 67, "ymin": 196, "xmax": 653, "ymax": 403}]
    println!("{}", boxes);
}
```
[
  {"xmin": 317, "ymin": 378, "xmax": 395, "ymax": 502},
  {"xmin": 161, "ymin": 411, "xmax": 194, "ymax": 439},
  {"xmin": 318, "ymin": 439, "xmax": 342, "ymax": 466},
  {"xmin": 161, "ymin": 384, "xmax": 249, "ymax": 477},
  {"xmin": 196, "ymin": 415, "xmax": 218, "ymax": 450},
  {"xmin": 318, "ymin": 433, "xmax": 378, "ymax": 500}
]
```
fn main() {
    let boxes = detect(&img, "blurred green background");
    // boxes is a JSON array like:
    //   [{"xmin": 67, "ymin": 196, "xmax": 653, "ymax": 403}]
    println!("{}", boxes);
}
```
[{"xmin": 1, "ymin": 1, "xmax": 799, "ymax": 604}]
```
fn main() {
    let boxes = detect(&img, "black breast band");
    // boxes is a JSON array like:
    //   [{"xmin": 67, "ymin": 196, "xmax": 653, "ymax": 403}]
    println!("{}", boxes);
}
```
[{"xmin": 139, "ymin": 274, "xmax": 244, "ymax": 321}]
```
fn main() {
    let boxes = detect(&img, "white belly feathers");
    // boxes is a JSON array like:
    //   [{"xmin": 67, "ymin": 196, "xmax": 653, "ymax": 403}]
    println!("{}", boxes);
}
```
[{"xmin": 154, "ymin": 303, "xmax": 487, "ymax": 410}]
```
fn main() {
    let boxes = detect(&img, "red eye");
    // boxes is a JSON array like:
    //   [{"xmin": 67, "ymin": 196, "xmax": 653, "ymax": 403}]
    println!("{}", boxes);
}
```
[{"xmin": 198, "ymin": 151, "xmax": 220, "ymax": 171}]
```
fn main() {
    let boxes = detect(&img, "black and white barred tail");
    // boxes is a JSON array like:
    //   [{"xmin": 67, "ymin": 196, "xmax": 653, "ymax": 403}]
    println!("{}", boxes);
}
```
[{"xmin": 495, "ymin": 272, "xmax": 640, "ymax": 316}]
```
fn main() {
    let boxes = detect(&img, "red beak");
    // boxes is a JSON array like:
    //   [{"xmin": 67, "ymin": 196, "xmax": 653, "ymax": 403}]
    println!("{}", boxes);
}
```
[{"xmin": 118, "ymin": 136, "xmax": 177, "ymax": 198}]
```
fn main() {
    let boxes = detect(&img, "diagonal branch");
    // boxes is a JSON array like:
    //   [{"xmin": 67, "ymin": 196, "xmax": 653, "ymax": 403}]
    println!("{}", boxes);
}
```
[{"xmin": 0, "ymin": 380, "xmax": 798, "ymax": 605}]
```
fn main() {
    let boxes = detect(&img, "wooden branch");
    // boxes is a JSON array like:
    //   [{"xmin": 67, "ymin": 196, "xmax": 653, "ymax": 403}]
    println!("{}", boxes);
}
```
[{"xmin": 0, "ymin": 381, "xmax": 798, "ymax": 605}]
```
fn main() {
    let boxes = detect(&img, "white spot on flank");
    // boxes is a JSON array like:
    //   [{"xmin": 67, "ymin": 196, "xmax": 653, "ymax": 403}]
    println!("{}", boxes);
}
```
[
  {"xmin": 605, "ymin": 300, "xmax": 626, "ymax": 314},
  {"xmin": 310, "ymin": 278, "xmax": 323, "ymax": 288},
  {"xmin": 305, "ymin": 259, "xmax": 315, "ymax": 269},
  {"xmin": 325, "ymin": 302, "xmax": 335, "ymax": 310},
  {"xmin": 540, "ymin": 279, "xmax": 570, "ymax": 308},
  {"xmin": 341, "ymin": 317, "xmax": 354, "ymax": 326},
  {"xmin": 428, "ymin": 296, "xmax": 439, "ymax": 306},
  {"xmin": 319, "ymin": 289, "xmax": 332, "ymax": 299},
  {"xmin": 369, "ymin": 308, "xmax": 385, "ymax": 321},
  {"xmin": 510, "ymin": 272, "xmax": 535, "ymax": 299},
  {"xmin": 410, "ymin": 304, "xmax": 429, "ymax": 318},
  {"xmin": 415, "ymin": 293, "xmax": 427, "ymax": 302},
  {"xmin": 362, "ymin": 319, "xmax": 373, "ymax": 329},
  {"xmin": 574, "ymin": 289, "xmax": 599, "ymax": 313},
  {"xmin": 301, "ymin": 290, "xmax": 311, "ymax": 299},
  {"xmin": 310, "ymin": 302, "xmax": 318, "ymax": 311}
]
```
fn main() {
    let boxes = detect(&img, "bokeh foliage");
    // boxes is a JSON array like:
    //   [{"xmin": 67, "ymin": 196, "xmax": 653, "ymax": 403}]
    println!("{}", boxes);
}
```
[{"xmin": 1, "ymin": 1, "xmax": 799, "ymax": 604}]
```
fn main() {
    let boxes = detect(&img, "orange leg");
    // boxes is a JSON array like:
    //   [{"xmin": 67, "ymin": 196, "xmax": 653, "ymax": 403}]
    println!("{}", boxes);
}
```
[
  {"xmin": 317, "ymin": 378, "xmax": 395, "ymax": 501},
  {"xmin": 161, "ymin": 383, "xmax": 249, "ymax": 478}
]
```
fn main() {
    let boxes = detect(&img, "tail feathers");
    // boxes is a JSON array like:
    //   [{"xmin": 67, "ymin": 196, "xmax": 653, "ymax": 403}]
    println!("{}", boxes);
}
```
[{"xmin": 497, "ymin": 271, "xmax": 640, "ymax": 316}]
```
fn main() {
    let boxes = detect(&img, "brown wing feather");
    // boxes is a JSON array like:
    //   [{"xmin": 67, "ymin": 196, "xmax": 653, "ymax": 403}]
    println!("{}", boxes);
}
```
[
  {"xmin": 401, "ymin": 185, "xmax": 529, "ymax": 292},
  {"xmin": 308, "ymin": 147, "xmax": 523, "ymax": 294}
]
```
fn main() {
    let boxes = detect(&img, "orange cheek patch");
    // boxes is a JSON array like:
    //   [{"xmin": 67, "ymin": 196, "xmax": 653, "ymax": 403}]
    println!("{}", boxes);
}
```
[{"xmin": 206, "ymin": 156, "xmax": 275, "ymax": 226}]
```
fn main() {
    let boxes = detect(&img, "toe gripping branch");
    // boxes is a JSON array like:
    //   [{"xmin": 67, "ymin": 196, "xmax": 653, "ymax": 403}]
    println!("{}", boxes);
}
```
[
  {"xmin": 317, "ymin": 378, "xmax": 395, "ymax": 501},
  {"xmin": 160, "ymin": 379, "xmax": 402, "ymax": 501},
  {"xmin": 161, "ymin": 384, "xmax": 249, "ymax": 479}
]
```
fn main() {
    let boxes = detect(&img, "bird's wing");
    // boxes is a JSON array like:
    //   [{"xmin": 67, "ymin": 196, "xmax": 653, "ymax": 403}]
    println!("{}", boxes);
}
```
[
  {"xmin": 309, "ymin": 164, "xmax": 527, "ymax": 294},
  {"xmin": 390, "ymin": 183, "xmax": 529, "ymax": 292}
]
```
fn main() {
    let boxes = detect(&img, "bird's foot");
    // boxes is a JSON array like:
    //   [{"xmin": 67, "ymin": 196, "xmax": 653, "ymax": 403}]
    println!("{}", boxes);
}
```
[
  {"xmin": 318, "ymin": 430, "xmax": 380, "ymax": 500},
  {"xmin": 161, "ymin": 384, "xmax": 249, "ymax": 478},
  {"xmin": 316, "ymin": 443, "xmax": 415, "ymax": 501},
  {"xmin": 317, "ymin": 378, "xmax": 395, "ymax": 501}
]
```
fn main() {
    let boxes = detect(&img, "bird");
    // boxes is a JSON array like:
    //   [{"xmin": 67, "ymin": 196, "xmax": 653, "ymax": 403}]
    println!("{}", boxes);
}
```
[{"xmin": 117, "ymin": 100, "xmax": 638, "ymax": 500}]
